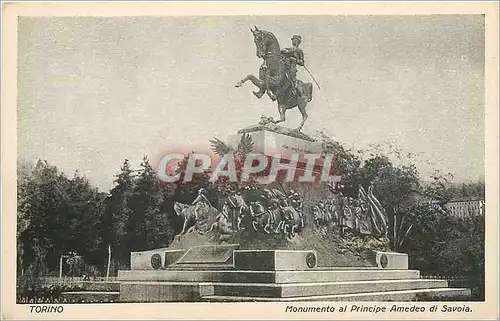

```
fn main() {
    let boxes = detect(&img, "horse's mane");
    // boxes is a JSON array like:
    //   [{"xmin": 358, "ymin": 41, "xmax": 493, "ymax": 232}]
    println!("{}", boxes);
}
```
[{"xmin": 260, "ymin": 29, "xmax": 280, "ymax": 50}]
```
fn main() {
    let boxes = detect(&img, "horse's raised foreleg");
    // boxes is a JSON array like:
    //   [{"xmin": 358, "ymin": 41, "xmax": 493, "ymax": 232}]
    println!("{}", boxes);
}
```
[{"xmin": 235, "ymin": 74, "xmax": 266, "ymax": 98}]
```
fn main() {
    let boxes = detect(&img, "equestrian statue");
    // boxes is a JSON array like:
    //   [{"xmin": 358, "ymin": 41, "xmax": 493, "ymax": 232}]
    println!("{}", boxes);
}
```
[{"xmin": 235, "ymin": 27, "xmax": 314, "ymax": 132}]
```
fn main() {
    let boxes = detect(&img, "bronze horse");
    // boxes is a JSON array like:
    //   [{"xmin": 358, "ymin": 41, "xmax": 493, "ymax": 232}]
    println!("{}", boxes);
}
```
[{"xmin": 235, "ymin": 27, "xmax": 313, "ymax": 132}]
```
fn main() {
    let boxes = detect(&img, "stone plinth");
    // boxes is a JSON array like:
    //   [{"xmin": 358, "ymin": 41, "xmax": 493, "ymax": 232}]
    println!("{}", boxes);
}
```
[
  {"xmin": 229, "ymin": 127, "xmax": 329, "ymax": 183},
  {"xmin": 130, "ymin": 248, "xmax": 185, "ymax": 270},
  {"xmin": 229, "ymin": 127, "xmax": 323, "ymax": 159},
  {"xmin": 119, "ymin": 247, "xmax": 470, "ymax": 302},
  {"xmin": 372, "ymin": 251, "xmax": 409, "ymax": 270},
  {"xmin": 117, "ymin": 269, "xmax": 420, "ymax": 283},
  {"xmin": 233, "ymin": 250, "xmax": 318, "ymax": 271},
  {"xmin": 120, "ymin": 282, "xmax": 213, "ymax": 303},
  {"xmin": 170, "ymin": 244, "xmax": 239, "ymax": 270}
]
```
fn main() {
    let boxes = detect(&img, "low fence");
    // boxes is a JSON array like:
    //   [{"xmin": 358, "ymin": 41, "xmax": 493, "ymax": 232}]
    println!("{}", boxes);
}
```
[
  {"xmin": 421, "ymin": 275, "xmax": 484, "ymax": 300},
  {"xmin": 420, "ymin": 275, "xmax": 470, "ymax": 288},
  {"xmin": 35, "ymin": 276, "xmax": 117, "ymax": 287},
  {"xmin": 17, "ymin": 276, "xmax": 119, "ymax": 304}
]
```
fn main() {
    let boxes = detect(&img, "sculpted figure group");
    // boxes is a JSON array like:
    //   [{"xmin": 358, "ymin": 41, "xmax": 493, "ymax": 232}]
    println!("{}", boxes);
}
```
[
  {"xmin": 173, "ymin": 183, "xmax": 389, "ymax": 242},
  {"xmin": 174, "ymin": 186, "xmax": 305, "ymax": 240},
  {"xmin": 312, "ymin": 185, "xmax": 389, "ymax": 239}
]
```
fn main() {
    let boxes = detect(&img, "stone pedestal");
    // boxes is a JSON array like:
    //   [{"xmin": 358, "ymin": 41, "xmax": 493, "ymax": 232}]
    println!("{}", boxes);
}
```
[
  {"xmin": 229, "ymin": 125, "xmax": 329, "ymax": 183},
  {"xmin": 233, "ymin": 250, "xmax": 317, "ymax": 271},
  {"xmin": 118, "ymin": 246, "xmax": 471, "ymax": 302},
  {"xmin": 229, "ymin": 126, "xmax": 323, "ymax": 158},
  {"xmin": 130, "ymin": 248, "xmax": 185, "ymax": 270},
  {"xmin": 372, "ymin": 251, "xmax": 409, "ymax": 270}
]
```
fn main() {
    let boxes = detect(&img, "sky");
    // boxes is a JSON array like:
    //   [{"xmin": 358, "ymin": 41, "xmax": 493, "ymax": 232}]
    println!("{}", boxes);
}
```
[{"xmin": 17, "ymin": 15, "xmax": 485, "ymax": 191}]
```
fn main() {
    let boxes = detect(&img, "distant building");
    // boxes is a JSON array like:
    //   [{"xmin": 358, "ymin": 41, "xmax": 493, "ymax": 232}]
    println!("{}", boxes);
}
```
[{"xmin": 445, "ymin": 197, "xmax": 485, "ymax": 218}]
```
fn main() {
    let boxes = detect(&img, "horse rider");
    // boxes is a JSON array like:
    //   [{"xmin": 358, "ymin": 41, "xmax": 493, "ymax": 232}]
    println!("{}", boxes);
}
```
[
  {"xmin": 192, "ymin": 188, "xmax": 210, "ymax": 220},
  {"xmin": 317, "ymin": 200, "xmax": 327, "ymax": 216},
  {"xmin": 280, "ymin": 35, "xmax": 305, "ymax": 98},
  {"xmin": 287, "ymin": 190, "xmax": 304, "ymax": 225},
  {"xmin": 261, "ymin": 189, "xmax": 281, "ymax": 226},
  {"xmin": 226, "ymin": 188, "xmax": 239, "ymax": 227},
  {"xmin": 211, "ymin": 201, "xmax": 231, "ymax": 232},
  {"xmin": 288, "ymin": 189, "xmax": 303, "ymax": 211},
  {"xmin": 222, "ymin": 199, "xmax": 232, "ymax": 218}
]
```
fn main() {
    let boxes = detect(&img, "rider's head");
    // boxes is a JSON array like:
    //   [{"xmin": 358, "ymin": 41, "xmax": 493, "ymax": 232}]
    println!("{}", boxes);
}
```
[
  {"xmin": 291, "ymin": 35, "xmax": 302, "ymax": 47},
  {"xmin": 198, "ymin": 188, "xmax": 207, "ymax": 195}
]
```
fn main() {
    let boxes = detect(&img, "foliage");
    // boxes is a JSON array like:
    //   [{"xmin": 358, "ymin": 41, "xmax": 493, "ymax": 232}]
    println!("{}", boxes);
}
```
[
  {"xmin": 317, "ymin": 135, "xmax": 484, "ymax": 299},
  {"xmin": 405, "ymin": 211, "xmax": 485, "ymax": 300},
  {"xmin": 17, "ymin": 157, "xmax": 178, "ymax": 276},
  {"xmin": 16, "ymin": 280, "xmax": 117, "ymax": 304},
  {"xmin": 99, "ymin": 159, "xmax": 135, "ymax": 265},
  {"xmin": 444, "ymin": 181, "xmax": 485, "ymax": 199},
  {"xmin": 124, "ymin": 156, "xmax": 175, "ymax": 252},
  {"xmin": 18, "ymin": 160, "xmax": 106, "ymax": 276}
]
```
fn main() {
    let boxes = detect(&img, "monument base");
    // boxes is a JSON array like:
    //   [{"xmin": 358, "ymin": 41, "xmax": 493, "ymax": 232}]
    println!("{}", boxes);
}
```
[
  {"xmin": 229, "ymin": 126, "xmax": 330, "ymax": 184},
  {"xmin": 117, "ymin": 245, "xmax": 471, "ymax": 302}
]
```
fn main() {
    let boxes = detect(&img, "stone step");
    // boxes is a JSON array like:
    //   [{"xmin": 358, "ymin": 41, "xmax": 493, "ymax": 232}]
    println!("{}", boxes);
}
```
[
  {"xmin": 119, "ymin": 282, "xmax": 207, "ymax": 302},
  {"xmin": 201, "ymin": 287, "xmax": 471, "ymax": 302},
  {"xmin": 60, "ymin": 291, "xmax": 120, "ymax": 303},
  {"xmin": 118, "ymin": 269, "xmax": 420, "ymax": 284},
  {"xmin": 206, "ymin": 279, "xmax": 449, "ymax": 298},
  {"xmin": 81, "ymin": 281, "xmax": 120, "ymax": 292},
  {"xmin": 167, "ymin": 263, "xmax": 234, "ymax": 270}
]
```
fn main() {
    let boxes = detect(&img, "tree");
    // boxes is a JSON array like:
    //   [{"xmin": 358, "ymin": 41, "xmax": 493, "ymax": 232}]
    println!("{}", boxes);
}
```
[
  {"xmin": 18, "ymin": 159, "xmax": 110, "ymax": 277},
  {"xmin": 318, "ymin": 135, "xmax": 446, "ymax": 252},
  {"xmin": 99, "ymin": 159, "xmax": 136, "ymax": 268},
  {"xmin": 17, "ymin": 159, "xmax": 34, "ymax": 276},
  {"xmin": 18, "ymin": 160, "xmax": 71, "ymax": 276},
  {"xmin": 64, "ymin": 173, "xmax": 107, "ymax": 268},
  {"xmin": 125, "ymin": 156, "xmax": 175, "ymax": 252}
]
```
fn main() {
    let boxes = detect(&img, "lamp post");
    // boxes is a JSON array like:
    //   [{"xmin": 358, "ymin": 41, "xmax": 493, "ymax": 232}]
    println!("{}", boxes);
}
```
[
  {"xmin": 59, "ymin": 255, "xmax": 69, "ymax": 279},
  {"xmin": 106, "ymin": 245, "xmax": 111, "ymax": 280}
]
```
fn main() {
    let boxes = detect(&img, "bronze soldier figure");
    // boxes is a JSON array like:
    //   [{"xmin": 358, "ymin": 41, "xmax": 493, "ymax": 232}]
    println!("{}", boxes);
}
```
[
  {"xmin": 192, "ymin": 188, "xmax": 210, "ymax": 220},
  {"xmin": 280, "ymin": 35, "xmax": 306, "ymax": 99},
  {"xmin": 235, "ymin": 28, "xmax": 314, "ymax": 131}
]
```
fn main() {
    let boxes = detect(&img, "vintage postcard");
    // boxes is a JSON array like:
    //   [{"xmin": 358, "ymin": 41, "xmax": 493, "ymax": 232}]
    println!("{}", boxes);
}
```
[{"xmin": 1, "ymin": 2, "xmax": 499, "ymax": 320}]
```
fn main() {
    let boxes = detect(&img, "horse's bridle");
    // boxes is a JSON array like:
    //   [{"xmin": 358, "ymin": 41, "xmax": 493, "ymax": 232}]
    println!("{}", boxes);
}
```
[
  {"xmin": 254, "ymin": 31, "xmax": 277, "ymax": 59},
  {"xmin": 254, "ymin": 31, "xmax": 286, "ymax": 58}
]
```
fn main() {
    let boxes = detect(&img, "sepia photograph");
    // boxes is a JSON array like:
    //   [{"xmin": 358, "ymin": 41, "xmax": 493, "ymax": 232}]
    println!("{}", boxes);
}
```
[{"xmin": 1, "ymin": 2, "xmax": 498, "ymax": 320}]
